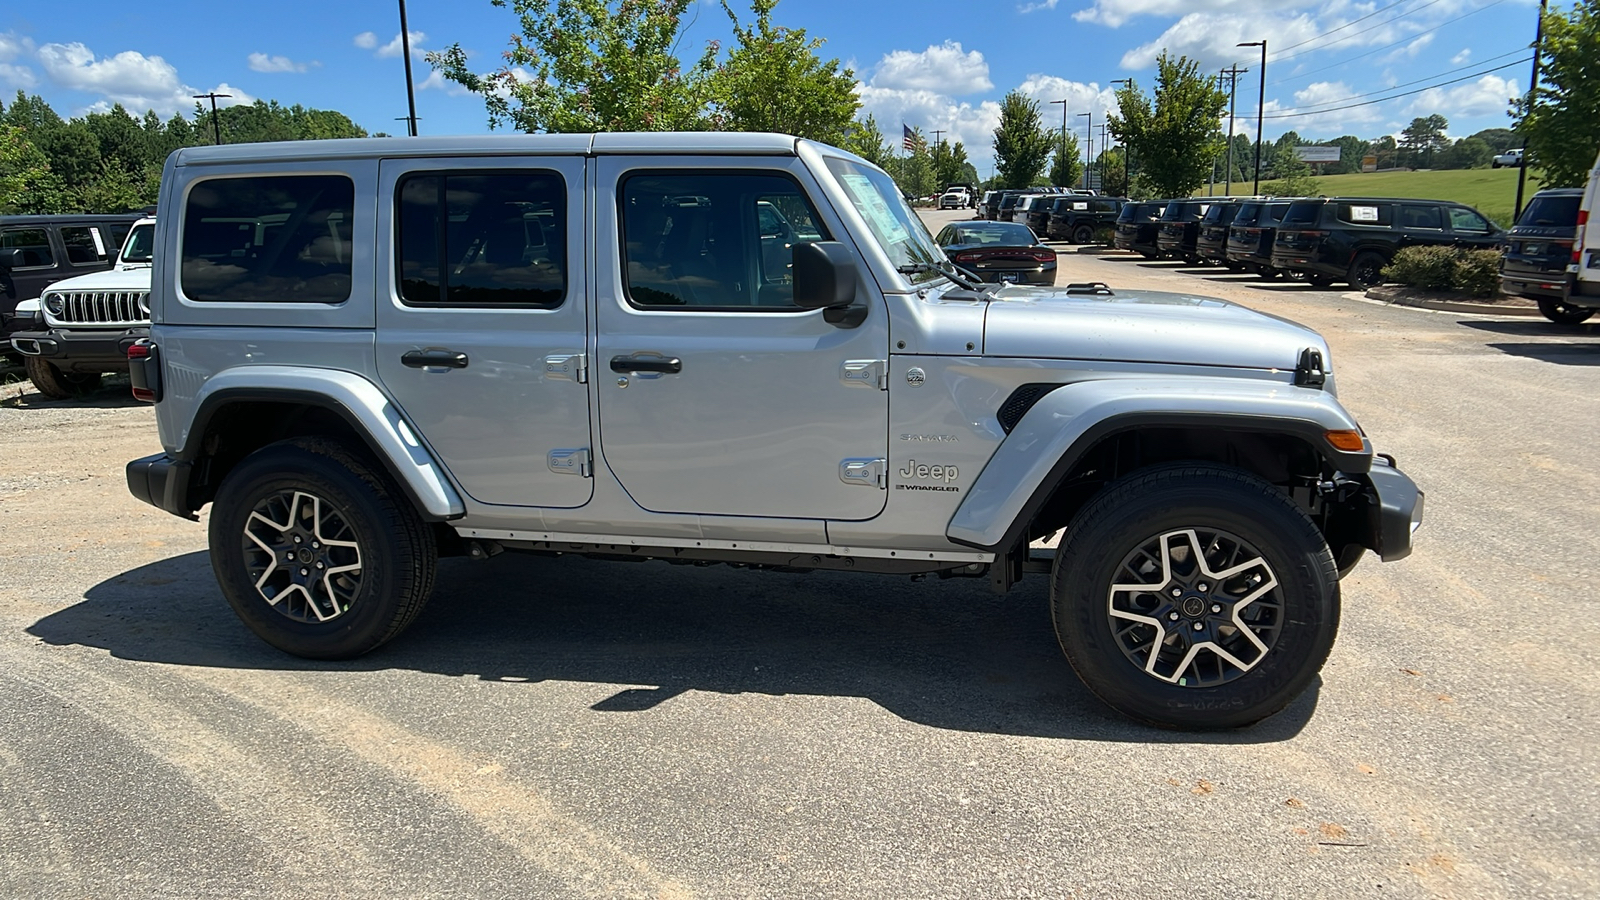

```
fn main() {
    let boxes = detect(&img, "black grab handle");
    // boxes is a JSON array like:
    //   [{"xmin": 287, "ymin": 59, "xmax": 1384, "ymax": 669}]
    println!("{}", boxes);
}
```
[
  {"xmin": 401, "ymin": 348, "xmax": 469, "ymax": 369},
  {"xmin": 609, "ymin": 355, "xmax": 682, "ymax": 375}
]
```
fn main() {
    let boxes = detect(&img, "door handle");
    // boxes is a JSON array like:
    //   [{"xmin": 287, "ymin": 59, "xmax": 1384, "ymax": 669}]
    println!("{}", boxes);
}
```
[
  {"xmin": 609, "ymin": 354, "xmax": 682, "ymax": 375},
  {"xmin": 401, "ymin": 348, "xmax": 469, "ymax": 369}
]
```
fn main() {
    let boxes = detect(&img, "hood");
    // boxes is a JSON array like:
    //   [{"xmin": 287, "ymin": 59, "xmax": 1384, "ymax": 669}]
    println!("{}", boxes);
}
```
[
  {"xmin": 42, "ymin": 264, "xmax": 152, "ymax": 294},
  {"xmin": 981, "ymin": 285, "xmax": 1330, "ymax": 373}
]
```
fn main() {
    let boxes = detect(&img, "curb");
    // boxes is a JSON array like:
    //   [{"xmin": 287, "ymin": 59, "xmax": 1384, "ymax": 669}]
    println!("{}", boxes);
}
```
[{"xmin": 1363, "ymin": 288, "xmax": 1541, "ymax": 318}]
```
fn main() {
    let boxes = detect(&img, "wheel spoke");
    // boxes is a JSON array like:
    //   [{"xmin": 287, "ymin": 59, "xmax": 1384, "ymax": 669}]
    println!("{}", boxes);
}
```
[{"xmin": 242, "ymin": 488, "xmax": 363, "ymax": 625}]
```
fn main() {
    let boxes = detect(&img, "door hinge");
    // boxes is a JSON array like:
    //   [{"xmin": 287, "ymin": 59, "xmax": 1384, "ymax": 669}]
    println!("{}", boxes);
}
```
[
  {"xmin": 548, "ymin": 448, "xmax": 592, "ymax": 478},
  {"xmin": 841, "ymin": 359, "xmax": 888, "ymax": 390},
  {"xmin": 544, "ymin": 353, "xmax": 588, "ymax": 384},
  {"xmin": 839, "ymin": 457, "xmax": 887, "ymax": 489}
]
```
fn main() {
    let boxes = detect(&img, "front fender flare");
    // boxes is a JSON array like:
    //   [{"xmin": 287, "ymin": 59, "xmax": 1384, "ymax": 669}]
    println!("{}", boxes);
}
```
[
  {"xmin": 945, "ymin": 376, "xmax": 1370, "ymax": 552},
  {"xmin": 182, "ymin": 365, "xmax": 466, "ymax": 520}
]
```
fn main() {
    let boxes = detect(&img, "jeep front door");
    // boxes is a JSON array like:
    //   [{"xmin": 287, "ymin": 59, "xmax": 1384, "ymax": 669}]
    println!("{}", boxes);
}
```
[
  {"xmin": 375, "ymin": 157, "xmax": 593, "ymax": 509},
  {"xmin": 593, "ymin": 159, "xmax": 889, "ymax": 521}
]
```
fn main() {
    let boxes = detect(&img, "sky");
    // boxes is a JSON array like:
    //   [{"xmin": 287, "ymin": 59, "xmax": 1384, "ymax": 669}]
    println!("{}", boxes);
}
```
[{"xmin": 0, "ymin": 0, "xmax": 1544, "ymax": 175}]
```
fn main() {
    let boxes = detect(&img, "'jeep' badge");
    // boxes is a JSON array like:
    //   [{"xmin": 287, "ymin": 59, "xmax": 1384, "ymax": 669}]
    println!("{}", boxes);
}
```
[{"xmin": 906, "ymin": 367, "xmax": 926, "ymax": 387}]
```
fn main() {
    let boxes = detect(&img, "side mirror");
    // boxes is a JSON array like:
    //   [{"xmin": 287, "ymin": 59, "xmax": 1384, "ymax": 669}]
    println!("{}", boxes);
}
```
[
  {"xmin": 793, "ymin": 241, "xmax": 864, "ymax": 327},
  {"xmin": 0, "ymin": 248, "xmax": 22, "ymax": 270}
]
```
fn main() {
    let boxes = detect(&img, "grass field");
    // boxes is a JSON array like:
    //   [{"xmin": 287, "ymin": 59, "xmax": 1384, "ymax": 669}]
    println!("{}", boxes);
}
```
[{"xmin": 1200, "ymin": 168, "xmax": 1541, "ymax": 226}]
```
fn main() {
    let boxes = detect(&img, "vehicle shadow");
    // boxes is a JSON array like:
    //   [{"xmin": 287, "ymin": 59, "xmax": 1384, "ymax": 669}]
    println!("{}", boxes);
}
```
[
  {"xmin": 1482, "ymin": 343, "xmax": 1600, "ymax": 366},
  {"xmin": 29, "ymin": 549, "xmax": 1318, "ymax": 744},
  {"xmin": 1456, "ymin": 319, "xmax": 1600, "ymax": 338},
  {"xmin": 0, "ymin": 373, "xmax": 140, "ymax": 409}
]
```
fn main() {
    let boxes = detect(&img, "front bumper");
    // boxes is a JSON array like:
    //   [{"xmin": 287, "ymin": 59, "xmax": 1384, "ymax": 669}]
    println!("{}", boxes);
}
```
[
  {"xmin": 1363, "ymin": 454, "xmax": 1424, "ymax": 562},
  {"xmin": 12, "ymin": 326, "xmax": 147, "ymax": 372},
  {"xmin": 127, "ymin": 452, "xmax": 197, "ymax": 520}
]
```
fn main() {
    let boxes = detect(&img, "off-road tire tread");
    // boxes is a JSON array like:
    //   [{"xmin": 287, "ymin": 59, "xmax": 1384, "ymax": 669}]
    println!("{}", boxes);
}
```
[{"xmin": 25, "ymin": 356, "xmax": 101, "ymax": 400}]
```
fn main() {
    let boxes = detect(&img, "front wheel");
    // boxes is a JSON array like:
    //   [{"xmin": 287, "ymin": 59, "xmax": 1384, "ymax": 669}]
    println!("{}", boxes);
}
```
[
  {"xmin": 1073, "ymin": 225, "xmax": 1095, "ymax": 244},
  {"xmin": 1051, "ymin": 465, "xmax": 1340, "ymax": 729},
  {"xmin": 209, "ymin": 437, "xmax": 437, "ymax": 659},
  {"xmin": 1347, "ymin": 251, "xmax": 1389, "ymax": 288},
  {"xmin": 1537, "ymin": 296, "xmax": 1596, "ymax": 325},
  {"xmin": 24, "ymin": 357, "xmax": 102, "ymax": 400}
]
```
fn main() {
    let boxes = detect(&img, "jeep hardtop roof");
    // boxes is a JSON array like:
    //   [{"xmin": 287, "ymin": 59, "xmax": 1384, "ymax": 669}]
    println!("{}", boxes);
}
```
[{"xmin": 170, "ymin": 132, "xmax": 820, "ymax": 166}]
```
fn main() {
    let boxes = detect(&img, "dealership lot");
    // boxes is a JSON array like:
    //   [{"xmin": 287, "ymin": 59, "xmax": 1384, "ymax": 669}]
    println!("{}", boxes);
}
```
[{"xmin": 0, "ymin": 210, "xmax": 1596, "ymax": 897}]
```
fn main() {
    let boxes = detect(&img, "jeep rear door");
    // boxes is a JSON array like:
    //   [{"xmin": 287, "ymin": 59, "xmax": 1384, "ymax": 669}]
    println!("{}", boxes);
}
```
[
  {"xmin": 592, "ymin": 155, "xmax": 889, "ymax": 521},
  {"xmin": 374, "ymin": 155, "xmax": 595, "ymax": 509}
]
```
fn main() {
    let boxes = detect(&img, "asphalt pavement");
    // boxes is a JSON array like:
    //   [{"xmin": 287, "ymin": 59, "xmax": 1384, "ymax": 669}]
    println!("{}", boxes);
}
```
[{"xmin": 0, "ymin": 211, "xmax": 1595, "ymax": 898}]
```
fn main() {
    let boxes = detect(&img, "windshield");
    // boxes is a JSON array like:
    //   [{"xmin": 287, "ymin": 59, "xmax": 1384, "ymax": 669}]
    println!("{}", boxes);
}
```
[
  {"xmin": 120, "ymin": 224, "xmax": 155, "ymax": 263},
  {"xmin": 1518, "ymin": 193, "xmax": 1581, "ymax": 228},
  {"xmin": 825, "ymin": 157, "xmax": 944, "ymax": 283}
]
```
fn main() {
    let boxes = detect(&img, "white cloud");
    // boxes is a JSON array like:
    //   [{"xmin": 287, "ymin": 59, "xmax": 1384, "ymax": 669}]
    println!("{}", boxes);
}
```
[
  {"xmin": 1379, "ymin": 33, "xmax": 1433, "ymax": 64},
  {"xmin": 869, "ymin": 42, "xmax": 991, "ymax": 95},
  {"xmin": 35, "ymin": 41, "xmax": 252, "ymax": 116},
  {"xmin": 1119, "ymin": 12, "xmax": 1323, "ymax": 71},
  {"xmin": 1404, "ymin": 73, "xmax": 1518, "ymax": 121},
  {"xmin": 376, "ymin": 31, "xmax": 427, "ymax": 60},
  {"xmin": 0, "ymin": 32, "xmax": 37, "ymax": 90},
  {"xmin": 418, "ymin": 69, "xmax": 472, "ymax": 97},
  {"xmin": 1451, "ymin": 48, "xmax": 1471, "ymax": 65},
  {"xmin": 1014, "ymin": 74, "xmax": 1121, "ymax": 133},
  {"xmin": 855, "ymin": 84, "xmax": 1002, "ymax": 169},
  {"xmin": 247, "ymin": 52, "xmax": 314, "ymax": 74},
  {"xmin": 1076, "ymin": 0, "xmax": 1317, "ymax": 29},
  {"xmin": 354, "ymin": 32, "xmax": 378, "ymax": 50},
  {"xmin": 1018, "ymin": 0, "xmax": 1060, "ymax": 12}
]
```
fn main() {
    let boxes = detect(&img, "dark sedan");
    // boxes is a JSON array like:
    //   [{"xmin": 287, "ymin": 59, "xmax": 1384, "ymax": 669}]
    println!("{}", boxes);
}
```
[{"xmin": 934, "ymin": 220, "xmax": 1058, "ymax": 285}]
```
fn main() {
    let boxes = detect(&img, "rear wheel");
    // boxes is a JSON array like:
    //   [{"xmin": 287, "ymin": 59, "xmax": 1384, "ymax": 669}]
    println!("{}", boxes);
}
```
[
  {"xmin": 24, "ymin": 357, "xmax": 102, "ymax": 400},
  {"xmin": 1537, "ymin": 297, "xmax": 1596, "ymax": 325},
  {"xmin": 208, "ymin": 437, "xmax": 437, "ymax": 659},
  {"xmin": 1347, "ymin": 251, "xmax": 1389, "ymax": 288},
  {"xmin": 1073, "ymin": 225, "xmax": 1095, "ymax": 244},
  {"xmin": 1051, "ymin": 465, "xmax": 1339, "ymax": 729}
]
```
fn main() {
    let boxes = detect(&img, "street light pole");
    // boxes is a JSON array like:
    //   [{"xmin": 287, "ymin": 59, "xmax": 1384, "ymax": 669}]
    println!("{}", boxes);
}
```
[
  {"xmin": 192, "ymin": 92, "xmax": 231, "ymax": 145},
  {"xmin": 1514, "ymin": 0, "xmax": 1550, "ymax": 223},
  {"xmin": 1049, "ymin": 99, "xmax": 1068, "ymax": 186},
  {"xmin": 398, "ymin": 0, "xmax": 420, "ymax": 136},
  {"xmin": 1238, "ymin": 40, "xmax": 1267, "ymax": 195},
  {"xmin": 1111, "ymin": 79, "xmax": 1132, "ymax": 195},
  {"xmin": 1079, "ymin": 111, "xmax": 1092, "ymax": 190}
]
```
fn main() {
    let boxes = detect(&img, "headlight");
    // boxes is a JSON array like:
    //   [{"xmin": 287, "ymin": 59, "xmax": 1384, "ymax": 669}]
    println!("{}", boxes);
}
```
[
  {"xmin": 138, "ymin": 293, "xmax": 151, "ymax": 315},
  {"xmin": 43, "ymin": 293, "xmax": 63, "ymax": 316}
]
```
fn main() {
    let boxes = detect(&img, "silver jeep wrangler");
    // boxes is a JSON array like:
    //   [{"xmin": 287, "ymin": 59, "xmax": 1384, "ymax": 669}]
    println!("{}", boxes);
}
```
[{"xmin": 125, "ymin": 133, "xmax": 1421, "ymax": 729}]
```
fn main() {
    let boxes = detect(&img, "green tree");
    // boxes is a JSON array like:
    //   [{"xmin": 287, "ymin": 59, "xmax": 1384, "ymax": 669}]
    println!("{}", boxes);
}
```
[
  {"xmin": 1468, "ymin": 127, "xmax": 1517, "ymax": 154},
  {"xmin": 1441, "ymin": 137, "xmax": 1493, "ymax": 170},
  {"xmin": 711, "ymin": 0, "xmax": 857, "ymax": 142},
  {"xmin": 992, "ymin": 91, "xmax": 1053, "ymax": 189},
  {"xmin": 428, "ymin": 0, "xmax": 720, "ymax": 133},
  {"xmin": 1515, "ymin": 0, "xmax": 1600, "ymax": 187},
  {"xmin": 842, "ymin": 114, "xmax": 891, "ymax": 167},
  {"xmin": 1048, "ymin": 132, "xmax": 1081, "ymax": 188},
  {"xmin": 885, "ymin": 127, "xmax": 935, "ymax": 197},
  {"xmin": 1096, "ymin": 146, "xmax": 1128, "ymax": 197},
  {"xmin": 1327, "ymin": 135, "xmax": 1370, "ymax": 174},
  {"xmin": 0, "ymin": 124, "xmax": 56, "ymax": 214},
  {"xmin": 1107, "ymin": 55, "xmax": 1227, "ymax": 198},
  {"xmin": 1264, "ymin": 148, "xmax": 1321, "ymax": 197},
  {"xmin": 929, "ymin": 139, "xmax": 971, "ymax": 186},
  {"xmin": 1399, "ymin": 115, "xmax": 1449, "ymax": 168}
]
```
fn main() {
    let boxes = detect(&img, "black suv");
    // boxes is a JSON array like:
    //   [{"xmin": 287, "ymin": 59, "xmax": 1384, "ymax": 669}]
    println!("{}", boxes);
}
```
[
  {"xmin": 1225, "ymin": 199, "xmax": 1295, "ymax": 276},
  {"xmin": 1047, "ymin": 196, "xmax": 1125, "ymax": 243},
  {"xmin": 1194, "ymin": 199, "xmax": 1244, "ymax": 266},
  {"xmin": 1020, "ymin": 195, "xmax": 1057, "ymax": 235},
  {"xmin": 1155, "ymin": 199, "xmax": 1214, "ymax": 263},
  {"xmin": 1500, "ymin": 188, "xmax": 1582, "ymax": 313},
  {"xmin": 1, "ymin": 213, "xmax": 144, "ymax": 353},
  {"xmin": 1113, "ymin": 201, "xmax": 1167, "ymax": 257},
  {"xmin": 1272, "ymin": 197, "xmax": 1503, "ymax": 288}
]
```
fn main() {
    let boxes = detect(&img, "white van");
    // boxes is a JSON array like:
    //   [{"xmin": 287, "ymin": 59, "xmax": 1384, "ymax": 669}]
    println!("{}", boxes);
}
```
[{"xmin": 1562, "ymin": 148, "xmax": 1600, "ymax": 320}]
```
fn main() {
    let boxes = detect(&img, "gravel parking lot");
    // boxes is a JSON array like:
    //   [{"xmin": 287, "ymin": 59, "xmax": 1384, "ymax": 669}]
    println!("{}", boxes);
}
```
[{"xmin": 1, "ymin": 211, "xmax": 1596, "ymax": 897}]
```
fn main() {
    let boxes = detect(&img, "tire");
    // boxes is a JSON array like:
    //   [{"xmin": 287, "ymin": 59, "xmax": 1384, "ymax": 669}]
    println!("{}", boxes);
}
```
[
  {"xmin": 1537, "ymin": 296, "xmax": 1596, "ymax": 325},
  {"xmin": 1306, "ymin": 273, "xmax": 1335, "ymax": 288},
  {"xmin": 1051, "ymin": 464, "xmax": 1340, "ymax": 729},
  {"xmin": 1347, "ymin": 251, "xmax": 1389, "ymax": 288},
  {"xmin": 1139, "ymin": 251, "xmax": 1160, "ymax": 260},
  {"xmin": 208, "ymin": 437, "xmax": 437, "ymax": 659},
  {"xmin": 24, "ymin": 357, "xmax": 102, "ymax": 400},
  {"xmin": 1073, "ymin": 225, "xmax": 1095, "ymax": 245}
]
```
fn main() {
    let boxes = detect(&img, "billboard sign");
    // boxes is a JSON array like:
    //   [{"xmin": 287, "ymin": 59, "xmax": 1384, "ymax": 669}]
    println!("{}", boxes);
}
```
[{"xmin": 1294, "ymin": 146, "xmax": 1342, "ymax": 163}]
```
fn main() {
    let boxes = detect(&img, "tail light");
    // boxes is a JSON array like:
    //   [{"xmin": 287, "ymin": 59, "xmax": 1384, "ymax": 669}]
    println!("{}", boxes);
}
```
[
  {"xmin": 1575, "ymin": 209, "xmax": 1589, "ymax": 265},
  {"xmin": 1031, "ymin": 249, "xmax": 1057, "ymax": 262},
  {"xmin": 127, "ymin": 339, "xmax": 161, "ymax": 403},
  {"xmin": 955, "ymin": 252, "xmax": 983, "ymax": 262}
]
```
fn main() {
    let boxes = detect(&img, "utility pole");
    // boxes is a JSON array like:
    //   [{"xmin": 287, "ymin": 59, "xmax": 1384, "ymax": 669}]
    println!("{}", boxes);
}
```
[
  {"xmin": 931, "ymin": 129, "xmax": 946, "ymax": 146},
  {"xmin": 1048, "ymin": 99, "xmax": 1068, "ymax": 186},
  {"xmin": 192, "ymin": 92, "xmax": 231, "ymax": 145},
  {"xmin": 398, "ymin": 0, "xmax": 420, "ymax": 136},
  {"xmin": 1111, "ymin": 79, "xmax": 1132, "ymax": 195},
  {"xmin": 1514, "ymin": 0, "xmax": 1549, "ymax": 223},
  {"xmin": 1221, "ymin": 64, "xmax": 1248, "ymax": 196},
  {"xmin": 1238, "ymin": 40, "xmax": 1268, "ymax": 195},
  {"xmin": 1078, "ymin": 112, "xmax": 1092, "ymax": 190}
]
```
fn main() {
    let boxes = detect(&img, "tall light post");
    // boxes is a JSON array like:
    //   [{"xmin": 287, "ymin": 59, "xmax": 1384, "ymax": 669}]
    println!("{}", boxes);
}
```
[
  {"xmin": 398, "ymin": 0, "xmax": 420, "ymax": 136},
  {"xmin": 1514, "ymin": 0, "xmax": 1550, "ymax": 222},
  {"xmin": 1111, "ymin": 79, "xmax": 1132, "ymax": 195},
  {"xmin": 1049, "ymin": 99, "xmax": 1068, "ymax": 186},
  {"xmin": 1237, "ymin": 40, "xmax": 1267, "ymax": 195},
  {"xmin": 1078, "ymin": 111, "xmax": 1092, "ymax": 190}
]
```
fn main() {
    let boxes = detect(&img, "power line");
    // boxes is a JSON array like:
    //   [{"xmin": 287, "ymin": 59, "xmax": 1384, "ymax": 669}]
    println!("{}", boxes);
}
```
[
  {"xmin": 1268, "ymin": 47, "xmax": 1530, "ymax": 115},
  {"xmin": 1268, "ymin": 0, "xmax": 1511, "ymax": 86},
  {"xmin": 1272, "ymin": 0, "xmax": 1450, "ymax": 66},
  {"xmin": 1259, "ymin": 56, "xmax": 1528, "ymax": 119},
  {"xmin": 1272, "ymin": 0, "xmax": 1416, "ymax": 56}
]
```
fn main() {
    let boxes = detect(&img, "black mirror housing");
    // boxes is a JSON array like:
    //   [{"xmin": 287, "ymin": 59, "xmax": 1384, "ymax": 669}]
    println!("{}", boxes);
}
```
[
  {"xmin": 0, "ymin": 248, "xmax": 22, "ymax": 270},
  {"xmin": 792, "ymin": 241, "xmax": 858, "ymax": 311}
]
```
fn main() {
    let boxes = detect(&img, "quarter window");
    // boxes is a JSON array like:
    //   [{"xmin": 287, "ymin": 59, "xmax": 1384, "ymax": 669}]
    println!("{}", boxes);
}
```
[
  {"xmin": 61, "ymin": 226, "xmax": 108, "ymax": 265},
  {"xmin": 397, "ymin": 171, "xmax": 567, "ymax": 308},
  {"xmin": 1449, "ymin": 208, "xmax": 1491, "ymax": 233},
  {"xmin": 0, "ymin": 229, "xmax": 53, "ymax": 268},
  {"xmin": 620, "ymin": 171, "xmax": 829, "ymax": 309},
  {"xmin": 182, "ymin": 175, "xmax": 355, "ymax": 303}
]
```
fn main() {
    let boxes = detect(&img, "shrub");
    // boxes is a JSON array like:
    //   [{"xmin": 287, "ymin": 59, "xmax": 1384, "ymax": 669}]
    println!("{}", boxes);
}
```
[
  {"xmin": 1452, "ymin": 249, "xmax": 1502, "ymax": 298},
  {"xmin": 1382, "ymin": 245, "xmax": 1458, "ymax": 291}
]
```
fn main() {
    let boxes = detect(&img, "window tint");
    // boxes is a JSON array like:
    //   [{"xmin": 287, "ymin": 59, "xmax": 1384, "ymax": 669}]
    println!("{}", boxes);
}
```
[
  {"xmin": 397, "ymin": 171, "xmax": 566, "ymax": 308},
  {"xmin": 0, "ymin": 229, "xmax": 54, "ymax": 267},
  {"xmin": 1449, "ymin": 207, "xmax": 1492, "ymax": 233},
  {"xmin": 1234, "ymin": 202, "xmax": 1265, "ymax": 225},
  {"xmin": 1281, "ymin": 201, "xmax": 1323, "ymax": 226},
  {"xmin": 621, "ymin": 171, "xmax": 830, "ymax": 309},
  {"xmin": 949, "ymin": 222, "xmax": 1035, "ymax": 245},
  {"xmin": 120, "ymin": 224, "xmax": 155, "ymax": 263},
  {"xmin": 61, "ymin": 226, "xmax": 107, "ymax": 264},
  {"xmin": 1398, "ymin": 205, "xmax": 1443, "ymax": 229},
  {"xmin": 1517, "ymin": 194, "xmax": 1581, "ymax": 228},
  {"xmin": 106, "ymin": 224, "xmax": 132, "ymax": 253},
  {"xmin": 182, "ymin": 175, "xmax": 354, "ymax": 303}
]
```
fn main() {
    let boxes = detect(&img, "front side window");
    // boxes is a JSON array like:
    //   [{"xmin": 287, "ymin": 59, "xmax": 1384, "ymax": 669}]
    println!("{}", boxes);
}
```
[
  {"xmin": 182, "ymin": 174, "xmax": 354, "ymax": 303},
  {"xmin": 0, "ymin": 229, "xmax": 54, "ymax": 268},
  {"xmin": 397, "ymin": 171, "xmax": 567, "ymax": 308},
  {"xmin": 621, "ymin": 171, "xmax": 830, "ymax": 309},
  {"xmin": 1399, "ymin": 205, "xmax": 1443, "ymax": 229},
  {"xmin": 120, "ymin": 224, "xmax": 155, "ymax": 263},
  {"xmin": 61, "ymin": 226, "xmax": 108, "ymax": 265},
  {"xmin": 825, "ymin": 157, "xmax": 943, "ymax": 283},
  {"xmin": 1449, "ymin": 208, "xmax": 1491, "ymax": 233}
]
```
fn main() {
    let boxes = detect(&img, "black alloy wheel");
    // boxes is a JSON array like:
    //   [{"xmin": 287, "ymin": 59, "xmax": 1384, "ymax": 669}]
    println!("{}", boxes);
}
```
[{"xmin": 1347, "ymin": 251, "xmax": 1389, "ymax": 288}]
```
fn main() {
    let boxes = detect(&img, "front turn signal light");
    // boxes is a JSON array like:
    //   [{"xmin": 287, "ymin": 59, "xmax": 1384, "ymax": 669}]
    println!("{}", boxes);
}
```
[{"xmin": 1324, "ymin": 430, "xmax": 1365, "ymax": 452}]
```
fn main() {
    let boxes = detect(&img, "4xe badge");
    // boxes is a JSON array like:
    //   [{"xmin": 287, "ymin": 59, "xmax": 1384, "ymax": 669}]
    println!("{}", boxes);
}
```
[{"xmin": 896, "ymin": 459, "xmax": 960, "ymax": 492}]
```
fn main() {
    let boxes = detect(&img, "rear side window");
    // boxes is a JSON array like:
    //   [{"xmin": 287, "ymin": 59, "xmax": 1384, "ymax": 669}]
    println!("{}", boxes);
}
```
[
  {"xmin": 1234, "ymin": 202, "xmax": 1264, "ymax": 225},
  {"xmin": 0, "ymin": 228, "xmax": 54, "ymax": 268},
  {"xmin": 397, "ymin": 171, "xmax": 567, "ymax": 308},
  {"xmin": 61, "ymin": 226, "xmax": 108, "ymax": 265},
  {"xmin": 1398, "ymin": 205, "xmax": 1443, "ymax": 229},
  {"xmin": 182, "ymin": 175, "xmax": 355, "ymax": 303}
]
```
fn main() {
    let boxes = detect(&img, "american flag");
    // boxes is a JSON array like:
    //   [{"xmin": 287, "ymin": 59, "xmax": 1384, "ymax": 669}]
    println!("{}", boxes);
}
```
[{"xmin": 903, "ymin": 124, "xmax": 916, "ymax": 152}]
